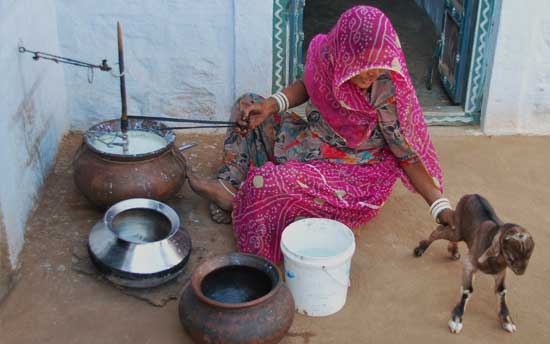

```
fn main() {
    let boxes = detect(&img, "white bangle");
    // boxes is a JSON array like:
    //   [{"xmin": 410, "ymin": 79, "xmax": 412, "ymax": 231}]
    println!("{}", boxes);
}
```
[
  {"xmin": 429, "ymin": 198, "xmax": 449, "ymax": 214},
  {"xmin": 269, "ymin": 91, "xmax": 289, "ymax": 113},
  {"xmin": 429, "ymin": 198, "xmax": 449, "ymax": 211},
  {"xmin": 432, "ymin": 204, "xmax": 451, "ymax": 222},
  {"xmin": 218, "ymin": 178, "xmax": 236, "ymax": 197},
  {"xmin": 431, "ymin": 200, "xmax": 450, "ymax": 218},
  {"xmin": 283, "ymin": 92, "xmax": 290, "ymax": 110},
  {"xmin": 430, "ymin": 198, "xmax": 451, "ymax": 222},
  {"xmin": 270, "ymin": 93, "xmax": 283, "ymax": 112},
  {"xmin": 278, "ymin": 91, "xmax": 289, "ymax": 111}
]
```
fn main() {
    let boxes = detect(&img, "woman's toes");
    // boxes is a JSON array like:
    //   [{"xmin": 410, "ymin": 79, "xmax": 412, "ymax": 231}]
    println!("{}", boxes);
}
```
[
  {"xmin": 209, "ymin": 202, "xmax": 221, "ymax": 214},
  {"xmin": 220, "ymin": 213, "xmax": 232, "ymax": 224},
  {"xmin": 213, "ymin": 213, "xmax": 222, "ymax": 222},
  {"xmin": 209, "ymin": 203, "xmax": 232, "ymax": 224},
  {"xmin": 213, "ymin": 211, "xmax": 224, "ymax": 222}
]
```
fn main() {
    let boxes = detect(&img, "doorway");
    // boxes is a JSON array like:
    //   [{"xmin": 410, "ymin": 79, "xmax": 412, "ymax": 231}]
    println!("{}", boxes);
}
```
[
  {"xmin": 272, "ymin": 0, "xmax": 497, "ymax": 125},
  {"xmin": 303, "ymin": 0, "xmax": 451, "ymax": 108}
]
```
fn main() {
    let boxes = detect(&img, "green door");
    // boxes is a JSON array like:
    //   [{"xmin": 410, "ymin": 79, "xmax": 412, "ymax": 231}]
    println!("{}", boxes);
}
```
[{"xmin": 438, "ymin": 0, "xmax": 478, "ymax": 104}]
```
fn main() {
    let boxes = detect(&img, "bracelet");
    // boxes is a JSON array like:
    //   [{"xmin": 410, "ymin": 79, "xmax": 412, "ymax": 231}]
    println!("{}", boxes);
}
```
[
  {"xmin": 269, "ymin": 91, "xmax": 289, "ymax": 113},
  {"xmin": 270, "ymin": 92, "xmax": 288, "ymax": 112},
  {"xmin": 430, "ymin": 198, "xmax": 452, "ymax": 222},
  {"xmin": 430, "ymin": 199, "xmax": 451, "ymax": 218},
  {"xmin": 218, "ymin": 178, "xmax": 236, "ymax": 197},
  {"xmin": 429, "ymin": 198, "xmax": 449, "ymax": 213}
]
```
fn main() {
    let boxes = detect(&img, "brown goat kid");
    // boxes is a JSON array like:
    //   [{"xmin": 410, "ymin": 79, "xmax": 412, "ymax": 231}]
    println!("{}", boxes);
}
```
[{"xmin": 414, "ymin": 194, "xmax": 534, "ymax": 334}]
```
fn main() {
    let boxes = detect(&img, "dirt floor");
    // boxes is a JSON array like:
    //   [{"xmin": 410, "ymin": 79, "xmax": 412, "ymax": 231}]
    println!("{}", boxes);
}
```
[
  {"xmin": 303, "ymin": 0, "xmax": 453, "ymax": 108},
  {"xmin": 1, "ymin": 131, "xmax": 550, "ymax": 344}
]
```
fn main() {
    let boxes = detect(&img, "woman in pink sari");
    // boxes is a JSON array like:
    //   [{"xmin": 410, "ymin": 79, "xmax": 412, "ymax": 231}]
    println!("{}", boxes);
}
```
[{"xmin": 189, "ymin": 6, "xmax": 454, "ymax": 263}]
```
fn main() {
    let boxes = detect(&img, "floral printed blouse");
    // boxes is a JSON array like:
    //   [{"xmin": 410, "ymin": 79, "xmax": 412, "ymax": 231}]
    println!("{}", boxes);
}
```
[{"xmin": 274, "ymin": 73, "xmax": 419, "ymax": 166}]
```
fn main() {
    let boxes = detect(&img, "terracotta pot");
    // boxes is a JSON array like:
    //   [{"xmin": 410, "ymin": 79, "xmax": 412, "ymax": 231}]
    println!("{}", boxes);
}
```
[
  {"xmin": 179, "ymin": 253, "xmax": 295, "ymax": 344},
  {"xmin": 73, "ymin": 119, "xmax": 187, "ymax": 208}
]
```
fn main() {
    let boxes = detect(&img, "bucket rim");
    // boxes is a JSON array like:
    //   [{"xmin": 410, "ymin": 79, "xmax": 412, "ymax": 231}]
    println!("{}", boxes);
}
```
[{"xmin": 280, "ymin": 218, "xmax": 356, "ymax": 268}]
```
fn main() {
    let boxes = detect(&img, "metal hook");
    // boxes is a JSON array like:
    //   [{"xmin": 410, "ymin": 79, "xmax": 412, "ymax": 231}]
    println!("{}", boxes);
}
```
[
  {"xmin": 99, "ymin": 59, "xmax": 112, "ymax": 71},
  {"xmin": 87, "ymin": 67, "xmax": 94, "ymax": 84}
]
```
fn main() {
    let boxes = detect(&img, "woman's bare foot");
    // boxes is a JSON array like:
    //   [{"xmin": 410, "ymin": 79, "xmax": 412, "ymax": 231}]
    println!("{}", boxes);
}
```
[
  {"xmin": 187, "ymin": 173, "xmax": 236, "ymax": 223},
  {"xmin": 209, "ymin": 203, "xmax": 232, "ymax": 224}
]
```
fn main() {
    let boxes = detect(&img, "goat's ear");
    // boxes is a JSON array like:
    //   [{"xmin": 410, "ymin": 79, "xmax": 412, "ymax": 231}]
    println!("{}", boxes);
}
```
[{"xmin": 478, "ymin": 232, "xmax": 502, "ymax": 264}]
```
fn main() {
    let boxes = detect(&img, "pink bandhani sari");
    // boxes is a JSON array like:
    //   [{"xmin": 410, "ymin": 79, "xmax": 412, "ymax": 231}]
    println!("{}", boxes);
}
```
[{"xmin": 232, "ymin": 6, "xmax": 443, "ymax": 263}]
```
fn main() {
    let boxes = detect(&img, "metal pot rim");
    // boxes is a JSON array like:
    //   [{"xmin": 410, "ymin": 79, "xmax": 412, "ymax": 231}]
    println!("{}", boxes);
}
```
[
  {"xmin": 191, "ymin": 253, "xmax": 282, "ymax": 309},
  {"xmin": 104, "ymin": 198, "xmax": 180, "ymax": 244},
  {"xmin": 84, "ymin": 118, "xmax": 175, "ymax": 160}
]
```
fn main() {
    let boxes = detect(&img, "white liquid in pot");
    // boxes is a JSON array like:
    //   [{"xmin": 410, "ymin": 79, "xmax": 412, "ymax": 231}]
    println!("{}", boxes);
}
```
[{"xmin": 90, "ymin": 130, "xmax": 167, "ymax": 155}]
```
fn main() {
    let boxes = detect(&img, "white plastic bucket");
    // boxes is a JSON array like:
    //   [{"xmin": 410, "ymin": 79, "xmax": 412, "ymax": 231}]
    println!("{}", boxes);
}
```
[{"xmin": 280, "ymin": 218, "xmax": 356, "ymax": 317}]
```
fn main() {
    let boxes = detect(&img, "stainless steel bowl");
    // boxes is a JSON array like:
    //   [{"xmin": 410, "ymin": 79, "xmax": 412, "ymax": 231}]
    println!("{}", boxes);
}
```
[{"xmin": 88, "ymin": 198, "xmax": 191, "ymax": 288}]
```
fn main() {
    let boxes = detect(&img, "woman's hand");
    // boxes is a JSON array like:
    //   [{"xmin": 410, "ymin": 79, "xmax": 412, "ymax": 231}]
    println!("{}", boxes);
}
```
[
  {"xmin": 235, "ymin": 98, "xmax": 279, "ymax": 135},
  {"xmin": 437, "ymin": 208, "xmax": 455, "ymax": 229},
  {"xmin": 235, "ymin": 80, "xmax": 310, "ymax": 136}
]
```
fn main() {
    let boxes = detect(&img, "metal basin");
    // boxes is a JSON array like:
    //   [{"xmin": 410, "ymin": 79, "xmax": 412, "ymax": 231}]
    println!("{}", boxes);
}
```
[{"xmin": 88, "ymin": 198, "xmax": 191, "ymax": 288}]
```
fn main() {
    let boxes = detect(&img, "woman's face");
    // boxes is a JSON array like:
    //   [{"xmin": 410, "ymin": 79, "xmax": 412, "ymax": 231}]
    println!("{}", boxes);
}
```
[{"xmin": 349, "ymin": 69, "xmax": 385, "ymax": 89}]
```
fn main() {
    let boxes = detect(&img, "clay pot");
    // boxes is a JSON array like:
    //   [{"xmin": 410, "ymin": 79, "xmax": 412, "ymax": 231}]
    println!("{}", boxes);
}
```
[
  {"xmin": 179, "ymin": 253, "xmax": 295, "ymax": 344},
  {"xmin": 73, "ymin": 119, "xmax": 187, "ymax": 208}
]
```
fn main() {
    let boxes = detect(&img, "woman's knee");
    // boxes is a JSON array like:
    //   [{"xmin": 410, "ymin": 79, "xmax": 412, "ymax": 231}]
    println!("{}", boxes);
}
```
[{"xmin": 242, "ymin": 162, "xmax": 302, "ymax": 194}]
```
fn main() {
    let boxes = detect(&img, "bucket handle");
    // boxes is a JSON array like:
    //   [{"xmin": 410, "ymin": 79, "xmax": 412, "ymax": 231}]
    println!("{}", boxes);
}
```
[{"xmin": 322, "ymin": 266, "xmax": 350, "ymax": 288}]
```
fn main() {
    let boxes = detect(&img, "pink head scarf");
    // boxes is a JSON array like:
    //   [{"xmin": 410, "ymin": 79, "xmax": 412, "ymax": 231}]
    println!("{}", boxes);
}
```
[{"xmin": 304, "ymin": 6, "xmax": 443, "ymax": 190}]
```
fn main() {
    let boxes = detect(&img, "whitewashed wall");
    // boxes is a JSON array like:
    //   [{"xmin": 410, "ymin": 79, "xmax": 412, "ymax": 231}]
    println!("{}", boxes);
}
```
[
  {"xmin": 0, "ymin": 0, "xmax": 273, "ymax": 300},
  {"xmin": 55, "ymin": 0, "xmax": 273, "ymax": 131},
  {"xmin": 0, "ymin": 0, "xmax": 68, "ymax": 297},
  {"xmin": 482, "ymin": 0, "xmax": 550, "ymax": 135}
]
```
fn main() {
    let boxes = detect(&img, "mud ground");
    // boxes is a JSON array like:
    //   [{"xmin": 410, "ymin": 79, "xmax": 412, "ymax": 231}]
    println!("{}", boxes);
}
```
[{"xmin": 1, "ymin": 132, "xmax": 549, "ymax": 343}]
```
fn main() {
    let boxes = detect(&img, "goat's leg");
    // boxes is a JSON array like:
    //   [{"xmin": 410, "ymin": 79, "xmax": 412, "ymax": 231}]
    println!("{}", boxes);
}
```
[
  {"xmin": 494, "ymin": 271, "xmax": 517, "ymax": 333},
  {"xmin": 414, "ymin": 224, "xmax": 460, "ymax": 257},
  {"xmin": 447, "ymin": 242, "xmax": 460, "ymax": 260},
  {"xmin": 448, "ymin": 259, "xmax": 476, "ymax": 334}
]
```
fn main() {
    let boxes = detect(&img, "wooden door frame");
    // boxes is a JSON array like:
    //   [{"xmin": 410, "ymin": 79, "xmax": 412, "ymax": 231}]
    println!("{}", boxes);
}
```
[{"xmin": 272, "ymin": 0, "xmax": 497, "ymax": 125}]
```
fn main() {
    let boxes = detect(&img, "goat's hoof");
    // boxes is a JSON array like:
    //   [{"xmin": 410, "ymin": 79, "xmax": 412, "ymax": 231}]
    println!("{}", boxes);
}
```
[
  {"xmin": 501, "ymin": 317, "xmax": 517, "ymax": 333},
  {"xmin": 413, "ymin": 246, "xmax": 425, "ymax": 257},
  {"xmin": 448, "ymin": 317, "xmax": 463, "ymax": 334},
  {"xmin": 450, "ymin": 252, "xmax": 461, "ymax": 260}
]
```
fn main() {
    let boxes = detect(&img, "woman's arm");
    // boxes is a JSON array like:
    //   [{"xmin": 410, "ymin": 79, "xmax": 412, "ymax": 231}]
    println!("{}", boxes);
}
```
[
  {"xmin": 401, "ymin": 163, "xmax": 442, "ymax": 205},
  {"xmin": 370, "ymin": 74, "xmax": 454, "ymax": 226},
  {"xmin": 282, "ymin": 79, "xmax": 310, "ymax": 108},
  {"xmin": 402, "ymin": 163, "xmax": 454, "ymax": 227}
]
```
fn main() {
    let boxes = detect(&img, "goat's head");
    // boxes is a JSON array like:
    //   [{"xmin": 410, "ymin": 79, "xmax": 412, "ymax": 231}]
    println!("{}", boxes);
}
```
[{"xmin": 500, "ymin": 224, "xmax": 534, "ymax": 275}]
